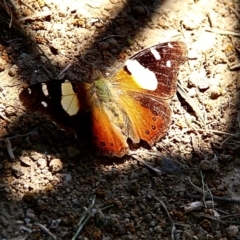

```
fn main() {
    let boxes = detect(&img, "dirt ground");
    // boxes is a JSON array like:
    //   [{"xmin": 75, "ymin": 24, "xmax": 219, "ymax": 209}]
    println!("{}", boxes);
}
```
[{"xmin": 0, "ymin": 0, "xmax": 240, "ymax": 239}]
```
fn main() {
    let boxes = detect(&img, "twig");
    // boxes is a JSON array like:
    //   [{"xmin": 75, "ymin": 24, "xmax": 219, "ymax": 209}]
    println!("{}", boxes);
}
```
[
  {"xmin": 189, "ymin": 128, "xmax": 240, "ymax": 137},
  {"xmin": 19, "ymin": 11, "xmax": 52, "ymax": 22},
  {"xmin": 58, "ymin": 64, "xmax": 72, "ymax": 79},
  {"xmin": 5, "ymin": 138, "xmax": 15, "ymax": 160},
  {"xmin": 72, "ymin": 196, "xmax": 96, "ymax": 240},
  {"xmin": 101, "ymin": 34, "xmax": 124, "ymax": 41},
  {"xmin": 0, "ymin": 111, "xmax": 10, "ymax": 121},
  {"xmin": 238, "ymin": 110, "xmax": 240, "ymax": 130},
  {"xmin": 177, "ymin": 82, "xmax": 205, "ymax": 125},
  {"xmin": 228, "ymin": 6, "xmax": 240, "ymax": 21},
  {"xmin": 205, "ymin": 27, "xmax": 240, "ymax": 37},
  {"xmin": 130, "ymin": 153, "xmax": 162, "ymax": 176},
  {"xmin": 130, "ymin": 150, "xmax": 187, "ymax": 172},
  {"xmin": 34, "ymin": 222, "xmax": 57, "ymax": 240},
  {"xmin": 200, "ymin": 171, "xmax": 214, "ymax": 208},
  {"xmin": 72, "ymin": 215, "xmax": 91, "ymax": 240},
  {"xmin": 184, "ymin": 192, "xmax": 240, "ymax": 203},
  {"xmin": 207, "ymin": 12, "xmax": 213, "ymax": 28},
  {"xmin": 188, "ymin": 177, "xmax": 205, "ymax": 194},
  {"xmin": 72, "ymin": 197, "xmax": 114, "ymax": 239},
  {"xmin": 0, "ymin": 127, "xmax": 39, "ymax": 141},
  {"xmin": 1, "ymin": 0, "xmax": 17, "ymax": 28},
  {"xmin": 192, "ymin": 212, "xmax": 227, "ymax": 225},
  {"xmin": 138, "ymin": 2, "xmax": 149, "ymax": 17},
  {"xmin": 3, "ymin": 0, "xmax": 17, "ymax": 9},
  {"xmin": 229, "ymin": 62, "xmax": 240, "ymax": 70},
  {"xmin": 220, "ymin": 135, "xmax": 234, "ymax": 147},
  {"xmin": 9, "ymin": 7, "xmax": 13, "ymax": 28},
  {"xmin": 152, "ymin": 195, "xmax": 176, "ymax": 240},
  {"xmin": 19, "ymin": 0, "xmax": 35, "ymax": 12}
]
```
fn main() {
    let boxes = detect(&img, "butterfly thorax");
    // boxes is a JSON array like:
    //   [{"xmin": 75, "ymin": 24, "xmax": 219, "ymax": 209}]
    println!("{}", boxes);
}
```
[{"xmin": 92, "ymin": 78, "xmax": 113, "ymax": 103}]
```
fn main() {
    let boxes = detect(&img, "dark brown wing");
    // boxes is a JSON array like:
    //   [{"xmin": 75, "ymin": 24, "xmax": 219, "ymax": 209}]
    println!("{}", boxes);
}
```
[{"xmin": 111, "ymin": 41, "xmax": 188, "ymax": 99}]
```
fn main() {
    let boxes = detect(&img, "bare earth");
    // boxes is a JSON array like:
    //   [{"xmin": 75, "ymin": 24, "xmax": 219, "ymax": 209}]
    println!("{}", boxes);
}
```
[{"xmin": 0, "ymin": 0, "xmax": 240, "ymax": 239}]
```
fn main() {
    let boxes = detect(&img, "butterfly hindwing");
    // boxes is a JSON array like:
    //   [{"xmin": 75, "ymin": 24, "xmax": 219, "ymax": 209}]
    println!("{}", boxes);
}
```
[
  {"xmin": 90, "ymin": 100, "xmax": 130, "ymax": 157},
  {"xmin": 119, "ymin": 92, "xmax": 172, "ymax": 146}
]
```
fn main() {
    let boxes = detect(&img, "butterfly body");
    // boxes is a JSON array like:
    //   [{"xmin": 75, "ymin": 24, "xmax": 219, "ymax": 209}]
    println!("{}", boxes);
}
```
[{"xmin": 20, "ymin": 41, "xmax": 188, "ymax": 157}]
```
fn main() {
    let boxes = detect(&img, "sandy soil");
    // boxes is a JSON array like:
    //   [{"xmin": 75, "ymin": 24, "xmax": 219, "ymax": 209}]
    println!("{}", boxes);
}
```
[{"xmin": 0, "ymin": 0, "xmax": 240, "ymax": 239}]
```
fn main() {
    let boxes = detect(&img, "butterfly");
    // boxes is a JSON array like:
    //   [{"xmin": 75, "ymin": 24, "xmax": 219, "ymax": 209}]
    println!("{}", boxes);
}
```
[{"xmin": 19, "ymin": 41, "xmax": 188, "ymax": 157}]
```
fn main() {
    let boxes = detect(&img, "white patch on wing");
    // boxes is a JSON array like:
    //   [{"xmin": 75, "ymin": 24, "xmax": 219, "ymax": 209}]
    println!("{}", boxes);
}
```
[
  {"xmin": 150, "ymin": 47, "xmax": 161, "ymax": 60},
  {"xmin": 41, "ymin": 83, "xmax": 49, "ymax": 96},
  {"xmin": 168, "ymin": 42, "xmax": 174, "ymax": 48},
  {"xmin": 27, "ymin": 88, "xmax": 32, "ymax": 94},
  {"xmin": 41, "ymin": 101, "xmax": 48, "ymax": 107},
  {"xmin": 166, "ymin": 60, "xmax": 171, "ymax": 68},
  {"xmin": 61, "ymin": 82, "xmax": 79, "ymax": 116},
  {"xmin": 125, "ymin": 59, "xmax": 158, "ymax": 91}
]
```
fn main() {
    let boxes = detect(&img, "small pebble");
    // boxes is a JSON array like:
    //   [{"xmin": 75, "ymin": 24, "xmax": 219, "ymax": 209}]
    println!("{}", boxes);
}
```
[
  {"xmin": 118, "ymin": 226, "xmax": 127, "ymax": 236},
  {"xmin": 99, "ymin": 41, "xmax": 109, "ymax": 50},
  {"xmin": 199, "ymin": 160, "xmax": 212, "ymax": 171},
  {"xmin": 49, "ymin": 219, "xmax": 61, "ymax": 229},
  {"xmin": 19, "ymin": 156, "xmax": 32, "ymax": 166},
  {"xmin": 59, "ymin": 5, "xmax": 68, "ymax": 17},
  {"xmin": 237, "ymin": 76, "xmax": 240, "ymax": 90},
  {"xmin": 5, "ymin": 106, "xmax": 16, "ymax": 117},
  {"xmin": 198, "ymin": 78, "xmax": 209, "ymax": 90},
  {"xmin": 49, "ymin": 158, "xmax": 63, "ymax": 172},
  {"xmin": 50, "ymin": 39, "xmax": 61, "ymax": 52},
  {"xmin": 124, "ymin": 218, "xmax": 130, "ymax": 223},
  {"xmin": 0, "ymin": 57, "xmax": 6, "ymax": 72},
  {"xmin": 227, "ymin": 225, "xmax": 239, "ymax": 237},
  {"xmin": 8, "ymin": 64, "xmax": 18, "ymax": 77},
  {"xmin": 154, "ymin": 226, "xmax": 162, "ymax": 233},
  {"xmin": 62, "ymin": 173, "xmax": 72, "ymax": 183},
  {"xmin": 37, "ymin": 158, "xmax": 47, "ymax": 169},
  {"xmin": 12, "ymin": 163, "xmax": 25, "ymax": 177},
  {"xmin": 143, "ymin": 213, "xmax": 152, "ymax": 223},
  {"xmin": 149, "ymin": 220, "xmax": 156, "ymax": 227},
  {"xmin": 188, "ymin": 88, "xmax": 197, "ymax": 97},
  {"xmin": 209, "ymin": 85, "xmax": 221, "ymax": 99},
  {"xmin": 108, "ymin": 38, "xmax": 118, "ymax": 47},
  {"xmin": 30, "ymin": 152, "xmax": 43, "ymax": 161}
]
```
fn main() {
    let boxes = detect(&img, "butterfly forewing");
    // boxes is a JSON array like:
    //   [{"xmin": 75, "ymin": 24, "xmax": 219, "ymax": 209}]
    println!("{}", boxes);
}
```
[{"xmin": 116, "ymin": 41, "xmax": 187, "ymax": 99}]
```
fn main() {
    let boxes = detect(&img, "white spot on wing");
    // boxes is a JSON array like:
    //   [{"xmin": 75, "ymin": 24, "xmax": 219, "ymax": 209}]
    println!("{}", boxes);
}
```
[
  {"xmin": 27, "ymin": 88, "xmax": 32, "ymax": 94},
  {"xmin": 41, "ymin": 101, "xmax": 48, "ymax": 107},
  {"xmin": 125, "ymin": 59, "xmax": 158, "ymax": 91},
  {"xmin": 168, "ymin": 42, "xmax": 174, "ymax": 48},
  {"xmin": 166, "ymin": 60, "xmax": 171, "ymax": 68},
  {"xmin": 150, "ymin": 47, "xmax": 161, "ymax": 60},
  {"xmin": 61, "ymin": 82, "xmax": 79, "ymax": 116},
  {"xmin": 41, "ymin": 83, "xmax": 49, "ymax": 97}
]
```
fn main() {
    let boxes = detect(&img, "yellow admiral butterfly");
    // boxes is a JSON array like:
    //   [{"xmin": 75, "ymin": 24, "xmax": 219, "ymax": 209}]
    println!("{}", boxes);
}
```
[{"xmin": 19, "ymin": 41, "xmax": 188, "ymax": 157}]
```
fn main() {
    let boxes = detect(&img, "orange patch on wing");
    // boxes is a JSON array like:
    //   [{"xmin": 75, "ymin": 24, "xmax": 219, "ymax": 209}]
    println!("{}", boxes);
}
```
[{"xmin": 91, "ymin": 102, "xmax": 129, "ymax": 157}]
